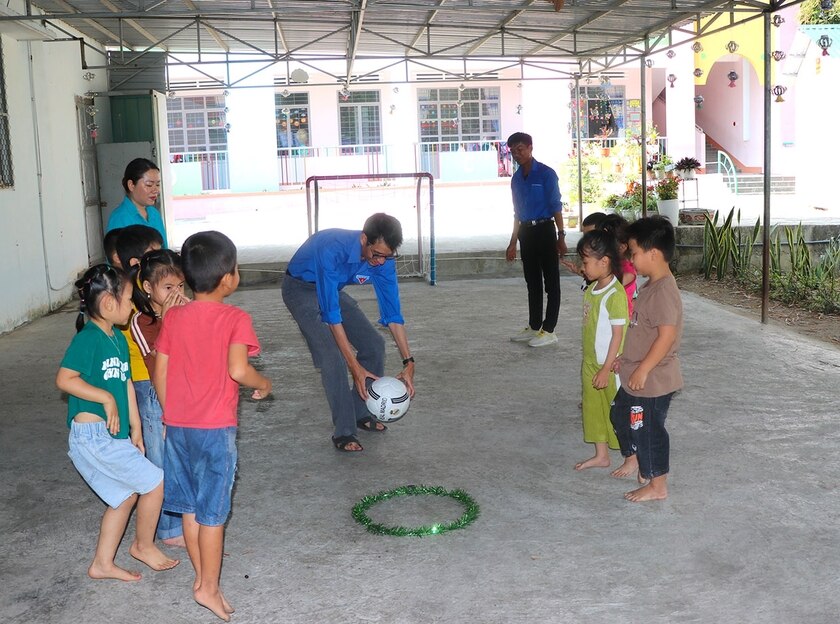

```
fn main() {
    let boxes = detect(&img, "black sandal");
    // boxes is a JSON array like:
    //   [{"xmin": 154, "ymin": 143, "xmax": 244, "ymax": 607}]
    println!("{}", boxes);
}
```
[
  {"xmin": 357, "ymin": 416, "xmax": 387, "ymax": 433},
  {"xmin": 332, "ymin": 435, "xmax": 363, "ymax": 452}
]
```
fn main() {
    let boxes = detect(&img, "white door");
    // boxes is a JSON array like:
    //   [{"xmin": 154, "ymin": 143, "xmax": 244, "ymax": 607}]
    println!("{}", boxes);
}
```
[{"xmin": 76, "ymin": 96, "xmax": 103, "ymax": 263}]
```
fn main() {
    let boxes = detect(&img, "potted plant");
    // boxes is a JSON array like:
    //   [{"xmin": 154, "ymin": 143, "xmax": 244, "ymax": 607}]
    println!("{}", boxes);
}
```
[
  {"xmin": 650, "ymin": 154, "xmax": 673, "ymax": 179},
  {"xmin": 675, "ymin": 156, "xmax": 701, "ymax": 179},
  {"xmin": 655, "ymin": 176, "xmax": 681, "ymax": 224}
]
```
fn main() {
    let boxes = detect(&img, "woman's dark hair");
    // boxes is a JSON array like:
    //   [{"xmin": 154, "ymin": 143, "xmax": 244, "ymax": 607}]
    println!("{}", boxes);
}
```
[
  {"xmin": 74, "ymin": 264, "xmax": 128, "ymax": 332},
  {"xmin": 122, "ymin": 158, "xmax": 159, "ymax": 193},
  {"xmin": 362, "ymin": 213, "xmax": 403, "ymax": 252},
  {"xmin": 576, "ymin": 230, "xmax": 623, "ymax": 283},
  {"xmin": 131, "ymin": 249, "xmax": 184, "ymax": 323},
  {"xmin": 181, "ymin": 230, "xmax": 237, "ymax": 294}
]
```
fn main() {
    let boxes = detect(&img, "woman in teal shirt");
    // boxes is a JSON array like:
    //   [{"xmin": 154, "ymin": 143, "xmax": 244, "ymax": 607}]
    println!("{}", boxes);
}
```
[{"xmin": 106, "ymin": 158, "xmax": 168, "ymax": 248}]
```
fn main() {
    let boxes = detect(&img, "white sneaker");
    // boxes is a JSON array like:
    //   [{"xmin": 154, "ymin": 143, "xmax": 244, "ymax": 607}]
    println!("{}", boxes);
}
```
[
  {"xmin": 510, "ymin": 327, "xmax": 539, "ymax": 343},
  {"xmin": 528, "ymin": 330, "xmax": 558, "ymax": 347}
]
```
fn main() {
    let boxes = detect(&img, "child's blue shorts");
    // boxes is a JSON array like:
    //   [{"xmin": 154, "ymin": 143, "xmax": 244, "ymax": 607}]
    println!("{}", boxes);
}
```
[
  {"xmin": 68, "ymin": 420, "xmax": 163, "ymax": 509},
  {"xmin": 163, "ymin": 426, "xmax": 237, "ymax": 527}
]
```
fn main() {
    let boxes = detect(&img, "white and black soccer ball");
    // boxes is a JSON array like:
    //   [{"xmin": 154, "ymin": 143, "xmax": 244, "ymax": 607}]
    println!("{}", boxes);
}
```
[{"xmin": 366, "ymin": 376, "xmax": 410, "ymax": 423}]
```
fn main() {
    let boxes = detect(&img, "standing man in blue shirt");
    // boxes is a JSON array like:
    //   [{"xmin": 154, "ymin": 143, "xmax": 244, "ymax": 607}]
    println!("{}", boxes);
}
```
[
  {"xmin": 282, "ymin": 213, "xmax": 416, "ymax": 453},
  {"xmin": 505, "ymin": 132, "xmax": 567, "ymax": 347}
]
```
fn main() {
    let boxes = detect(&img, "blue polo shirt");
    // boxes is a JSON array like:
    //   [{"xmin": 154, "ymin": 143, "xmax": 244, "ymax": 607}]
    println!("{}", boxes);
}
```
[
  {"xmin": 286, "ymin": 229, "xmax": 404, "ymax": 326},
  {"xmin": 510, "ymin": 159, "xmax": 562, "ymax": 222},
  {"xmin": 106, "ymin": 196, "xmax": 169, "ymax": 248}
]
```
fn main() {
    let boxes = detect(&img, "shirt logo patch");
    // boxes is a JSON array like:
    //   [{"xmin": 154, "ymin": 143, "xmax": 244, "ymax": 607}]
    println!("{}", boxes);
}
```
[{"xmin": 355, "ymin": 275, "xmax": 371, "ymax": 284}]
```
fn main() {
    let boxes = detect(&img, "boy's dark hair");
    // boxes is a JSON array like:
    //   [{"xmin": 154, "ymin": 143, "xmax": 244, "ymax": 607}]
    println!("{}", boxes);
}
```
[
  {"xmin": 181, "ymin": 230, "xmax": 238, "ymax": 294},
  {"xmin": 115, "ymin": 225, "xmax": 164, "ymax": 270},
  {"xmin": 625, "ymin": 215, "xmax": 676, "ymax": 262},
  {"xmin": 131, "ymin": 249, "xmax": 184, "ymax": 323},
  {"xmin": 103, "ymin": 228, "xmax": 123, "ymax": 265},
  {"xmin": 122, "ymin": 158, "xmax": 160, "ymax": 193},
  {"xmin": 576, "ymin": 230, "xmax": 623, "ymax": 283},
  {"xmin": 362, "ymin": 213, "xmax": 403, "ymax": 252},
  {"xmin": 582, "ymin": 212, "xmax": 608, "ymax": 229},
  {"xmin": 506, "ymin": 132, "xmax": 533, "ymax": 148},
  {"xmin": 598, "ymin": 213, "xmax": 629, "ymax": 244},
  {"xmin": 74, "ymin": 264, "xmax": 128, "ymax": 332}
]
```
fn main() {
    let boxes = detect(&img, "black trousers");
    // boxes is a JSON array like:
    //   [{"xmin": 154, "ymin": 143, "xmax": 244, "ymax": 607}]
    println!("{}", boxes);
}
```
[{"xmin": 518, "ymin": 220, "xmax": 561, "ymax": 333}]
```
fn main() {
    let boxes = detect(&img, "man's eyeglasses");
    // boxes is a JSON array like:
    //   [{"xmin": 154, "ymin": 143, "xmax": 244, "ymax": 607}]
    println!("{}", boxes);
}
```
[{"xmin": 371, "ymin": 250, "xmax": 399, "ymax": 260}]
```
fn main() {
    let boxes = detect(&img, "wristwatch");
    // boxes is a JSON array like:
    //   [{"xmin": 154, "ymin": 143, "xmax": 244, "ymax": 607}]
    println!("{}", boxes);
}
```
[{"xmin": 402, "ymin": 356, "xmax": 415, "ymax": 366}]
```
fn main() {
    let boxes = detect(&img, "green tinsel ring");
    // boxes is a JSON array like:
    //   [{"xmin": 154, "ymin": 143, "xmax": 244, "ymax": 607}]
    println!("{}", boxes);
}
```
[{"xmin": 352, "ymin": 485, "xmax": 480, "ymax": 537}]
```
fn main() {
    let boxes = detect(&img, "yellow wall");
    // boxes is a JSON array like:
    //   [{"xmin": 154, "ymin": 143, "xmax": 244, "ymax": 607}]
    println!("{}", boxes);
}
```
[{"xmin": 693, "ymin": 18, "xmax": 774, "ymax": 86}]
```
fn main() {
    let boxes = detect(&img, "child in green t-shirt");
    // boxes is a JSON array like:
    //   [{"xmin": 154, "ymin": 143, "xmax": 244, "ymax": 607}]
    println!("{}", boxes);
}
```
[{"xmin": 56, "ymin": 264, "xmax": 179, "ymax": 581}]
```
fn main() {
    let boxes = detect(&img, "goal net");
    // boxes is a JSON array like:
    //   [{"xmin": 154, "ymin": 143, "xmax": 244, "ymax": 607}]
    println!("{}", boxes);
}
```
[{"xmin": 305, "ymin": 173, "xmax": 436, "ymax": 284}]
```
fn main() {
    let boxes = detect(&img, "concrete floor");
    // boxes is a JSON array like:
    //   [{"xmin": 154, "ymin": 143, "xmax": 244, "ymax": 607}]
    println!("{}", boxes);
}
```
[{"xmin": 2, "ymin": 275, "xmax": 839, "ymax": 623}]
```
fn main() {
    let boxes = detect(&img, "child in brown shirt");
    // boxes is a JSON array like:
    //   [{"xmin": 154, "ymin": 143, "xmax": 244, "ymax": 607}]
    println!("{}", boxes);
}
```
[{"xmin": 609, "ymin": 216, "xmax": 683, "ymax": 502}]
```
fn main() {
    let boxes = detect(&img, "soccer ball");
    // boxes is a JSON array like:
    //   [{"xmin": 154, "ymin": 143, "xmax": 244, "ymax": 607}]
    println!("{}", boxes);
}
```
[{"xmin": 366, "ymin": 376, "xmax": 410, "ymax": 423}]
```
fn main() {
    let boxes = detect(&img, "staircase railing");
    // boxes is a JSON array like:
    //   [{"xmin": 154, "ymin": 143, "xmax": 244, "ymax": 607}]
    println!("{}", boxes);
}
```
[{"xmin": 717, "ymin": 150, "xmax": 738, "ymax": 195}]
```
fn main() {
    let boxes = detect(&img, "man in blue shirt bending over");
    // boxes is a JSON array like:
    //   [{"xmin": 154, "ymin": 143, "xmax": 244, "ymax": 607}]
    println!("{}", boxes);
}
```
[
  {"xmin": 282, "ymin": 213, "xmax": 416, "ymax": 453},
  {"xmin": 505, "ymin": 132, "xmax": 568, "ymax": 347}
]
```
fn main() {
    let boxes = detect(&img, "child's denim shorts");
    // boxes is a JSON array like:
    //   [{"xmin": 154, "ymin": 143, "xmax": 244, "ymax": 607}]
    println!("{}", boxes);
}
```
[
  {"xmin": 163, "ymin": 426, "xmax": 237, "ymax": 527},
  {"xmin": 68, "ymin": 420, "xmax": 163, "ymax": 509}
]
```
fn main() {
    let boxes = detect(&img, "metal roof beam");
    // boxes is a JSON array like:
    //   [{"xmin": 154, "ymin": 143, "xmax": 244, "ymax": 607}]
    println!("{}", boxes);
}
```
[
  {"xmin": 49, "ymin": 0, "xmax": 130, "ymax": 49},
  {"xmin": 99, "ymin": 0, "xmax": 166, "ymax": 49},
  {"xmin": 182, "ymin": 0, "xmax": 229, "ymax": 52},
  {"xmin": 345, "ymin": 0, "xmax": 368, "ymax": 87},
  {"xmin": 408, "ymin": 0, "xmax": 446, "ymax": 50}
]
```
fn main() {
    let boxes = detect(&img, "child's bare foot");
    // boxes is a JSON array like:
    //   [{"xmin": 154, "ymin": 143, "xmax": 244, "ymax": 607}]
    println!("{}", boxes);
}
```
[
  {"xmin": 88, "ymin": 561, "xmax": 142, "ymax": 582},
  {"xmin": 574, "ymin": 455, "xmax": 610, "ymax": 470},
  {"xmin": 195, "ymin": 587, "xmax": 232, "ymax": 622},
  {"xmin": 610, "ymin": 456, "xmax": 638, "ymax": 479},
  {"xmin": 624, "ymin": 482, "xmax": 667, "ymax": 502},
  {"xmin": 162, "ymin": 535, "xmax": 187, "ymax": 549},
  {"xmin": 220, "ymin": 591, "xmax": 235, "ymax": 614},
  {"xmin": 129, "ymin": 542, "xmax": 180, "ymax": 571}
]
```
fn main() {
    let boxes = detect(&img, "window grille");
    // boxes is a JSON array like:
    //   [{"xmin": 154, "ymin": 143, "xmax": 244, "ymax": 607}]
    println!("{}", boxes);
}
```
[
  {"xmin": 417, "ymin": 87, "xmax": 501, "ymax": 144},
  {"xmin": 275, "ymin": 92, "xmax": 310, "ymax": 156},
  {"xmin": 338, "ymin": 91, "xmax": 381, "ymax": 154},
  {"xmin": 0, "ymin": 42, "xmax": 13, "ymax": 188},
  {"xmin": 166, "ymin": 94, "xmax": 227, "ymax": 153}
]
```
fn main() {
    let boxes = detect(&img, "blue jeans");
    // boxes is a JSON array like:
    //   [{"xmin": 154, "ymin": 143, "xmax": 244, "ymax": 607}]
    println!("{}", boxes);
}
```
[
  {"xmin": 134, "ymin": 380, "xmax": 183, "ymax": 540},
  {"xmin": 610, "ymin": 387, "xmax": 673, "ymax": 480},
  {"xmin": 282, "ymin": 274, "xmax": 385, "ymax": 439},
  {"xmin": 163, "ymin": 426, "xmax": 238, "ymax": 527}
]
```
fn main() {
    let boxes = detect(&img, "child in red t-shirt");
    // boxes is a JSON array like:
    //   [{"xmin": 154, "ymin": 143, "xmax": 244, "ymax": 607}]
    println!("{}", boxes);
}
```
[{"xmin": 155, "ymin": 231, "xmax": 272, "ymax": 621}]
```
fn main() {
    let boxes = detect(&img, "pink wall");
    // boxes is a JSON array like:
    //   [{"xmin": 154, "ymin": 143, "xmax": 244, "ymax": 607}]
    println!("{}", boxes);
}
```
[
  {"xmin": 695, "ymin": 59, "xmax": 763, "ymax": 170},
  {"xmin": 652, "ymin": 90, "xmax": 667, "ymax": 136}
]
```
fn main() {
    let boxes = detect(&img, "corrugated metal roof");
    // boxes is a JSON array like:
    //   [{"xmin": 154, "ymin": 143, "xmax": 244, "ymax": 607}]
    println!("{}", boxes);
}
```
[{"xmin": 5, "ymin": 0, "xmax": 798, "ymax": 83}]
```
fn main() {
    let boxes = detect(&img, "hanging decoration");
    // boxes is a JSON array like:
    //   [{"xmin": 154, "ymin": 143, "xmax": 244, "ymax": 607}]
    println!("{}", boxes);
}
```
[
  {"xmin": 352, "ymin": 485, "xmax": 480, "ymax": 537},
  {"xmin": 821, "ymin": 0, "xmax": 835, "ymax": 14},
  {"xmin": 693, "ymin": 95, "xmax": 705, "ymax": 109},
  {"xmin": 726, "ymin": 41, "xmax": 740, "ymax": 54},
  {"xmin": 600, "ymin": 74, "xmax": 611, "ymax": 86},
  {"xmin": 727, "ymin": 71, "xmax": 739, "ymax": 87},
  {"xmin": 667, "ymin": 74, "xmax": 677, "ymax": 88},
  {"xmin": 694, "ymin": 68, "xmax": 704, "ymax": 77},
  {"xmin": 817, "ymin": 35, "xmax": 833, "ymax": 56},
  {"xmin": 772, "ymin": 85, "xmax": 787, "ymax": 103},
  {"xmin": 516, "ymin": 104, "xmax": 522, "ymax": 115},
  {"xmin": 280, "ymin": 89, "xmax": 291, "ymax": 98},
  {"xmin": 692, "ymin": 42, "xmax": 703, "ymax": 53},
  {"xmin": 645, "ymin": 58, "xmax": 654, "ymax": 68},
  {"xmin": 772, "ymin": 14, "xmax": 785, "ymax": 27},
  {"xmin": 771, "ymin": 51, "xmax": 787, "ymax": 62},
  {"xmin": 666, "ymin": 50, "xmax": 676, "ymax": 59}
]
